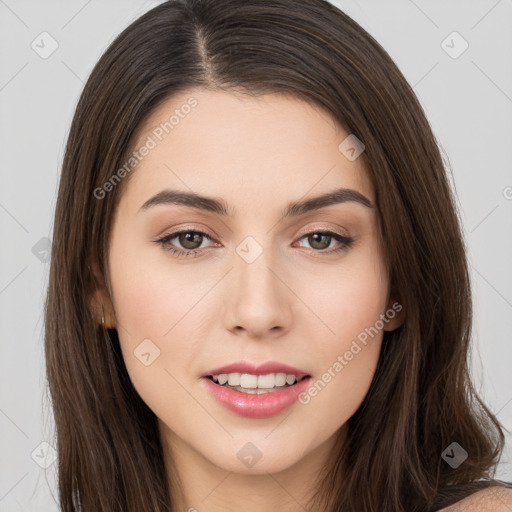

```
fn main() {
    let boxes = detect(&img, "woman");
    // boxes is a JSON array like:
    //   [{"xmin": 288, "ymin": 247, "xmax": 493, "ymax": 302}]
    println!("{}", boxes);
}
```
[{"xmin": 44, "ymin": 0, "xmax": 512, "ymax": 510}]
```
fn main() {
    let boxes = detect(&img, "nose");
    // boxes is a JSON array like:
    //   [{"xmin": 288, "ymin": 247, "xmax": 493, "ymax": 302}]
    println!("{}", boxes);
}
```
[{"xmin": 222, "ymin": 246, "xmax": 293, "ymax": 339}]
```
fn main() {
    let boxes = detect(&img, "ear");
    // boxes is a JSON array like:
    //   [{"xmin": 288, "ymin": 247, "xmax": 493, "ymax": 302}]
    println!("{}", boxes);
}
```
[
  {"xmin": 383, "ymin": 296, "xmax": 405, "ymax": 332},
  {"xmin": 88, "ymin": 258, "xmax": 116, "ymax": 329}
]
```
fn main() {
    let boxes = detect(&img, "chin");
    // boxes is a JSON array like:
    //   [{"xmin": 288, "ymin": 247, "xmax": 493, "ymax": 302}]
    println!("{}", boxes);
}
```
[{"xmin": 200, "ymin": 434, "xmax": 314, "ymax": 476}]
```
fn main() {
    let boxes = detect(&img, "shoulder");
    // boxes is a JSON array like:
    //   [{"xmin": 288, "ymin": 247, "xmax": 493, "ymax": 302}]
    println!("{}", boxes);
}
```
[{"xmin": 438, "ymin": 486, "xmax": 512, "ymax": 511}]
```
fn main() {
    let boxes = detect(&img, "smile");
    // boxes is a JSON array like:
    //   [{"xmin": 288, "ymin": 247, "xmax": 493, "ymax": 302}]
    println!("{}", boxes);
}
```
[
  {"xmin": 202, "ymin": 373, "xmax": 311, "ymax": 418},
  {"xmin": 209, "ymin": 372, "xmax": 304, "ymax": 393}
]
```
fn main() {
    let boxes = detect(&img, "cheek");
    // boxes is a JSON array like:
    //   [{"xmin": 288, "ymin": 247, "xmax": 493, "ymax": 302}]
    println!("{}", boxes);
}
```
[
  {"xmin": 298, "ymin": 247, "xmax": 388, "ymax": 346},
  {"xmin": 106, "ymin": 237, "xmax": 193, "ymax": 402},
  {"xmin": 294, "ymin": 250, "xmax": 388, "ymax": 423},
  {"xmin": 108, "ymin": 231, "xmax": 217, "ymax": 341},
  {"xmin": 107, "ymin": 233, "xmax": 232, "ymax": 421}
]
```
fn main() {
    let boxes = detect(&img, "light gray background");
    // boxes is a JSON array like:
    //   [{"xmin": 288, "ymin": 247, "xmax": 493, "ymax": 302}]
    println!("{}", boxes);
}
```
[{"xmin": 1, "ymin": 0, "xmax": 511, "ymax": 510}]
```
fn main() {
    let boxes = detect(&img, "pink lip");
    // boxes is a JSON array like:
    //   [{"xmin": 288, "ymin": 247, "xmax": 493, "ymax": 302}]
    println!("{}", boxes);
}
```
[
  {"xmin": 202, "ymin": 361, "xmax": 309, "ymax": 380},
  {"xmin": 202, "ymin": 375, "xmax": 311, "ymax": 418}
]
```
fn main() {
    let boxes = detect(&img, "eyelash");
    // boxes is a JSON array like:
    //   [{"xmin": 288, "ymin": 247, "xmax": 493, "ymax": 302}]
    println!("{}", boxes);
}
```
[{"xmin": 155, "ymin": 228, "xmax": 355, "ymax": 259}]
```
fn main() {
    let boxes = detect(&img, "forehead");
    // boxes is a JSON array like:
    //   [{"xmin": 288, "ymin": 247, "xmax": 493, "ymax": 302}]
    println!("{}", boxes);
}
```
[{"xmin": 121, "ymin": 87, "xmax": 374, "ymax": 212}]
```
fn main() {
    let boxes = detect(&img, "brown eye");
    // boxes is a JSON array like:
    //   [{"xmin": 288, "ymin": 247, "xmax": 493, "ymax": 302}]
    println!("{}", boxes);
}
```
[
  {"xmin": 295, "ymin": 230, "xmax": 354, "ymax": 254},
  {"xmin": 177, "ymin": 232, "xmax": 204, "ymax": 250},
  {"xmin": 307, "ymin": 233, "xmax": 332, "ymax": 250},
  {"xmin": 156, "ymin": 229, "xmax": 217, "ymax": 258}
]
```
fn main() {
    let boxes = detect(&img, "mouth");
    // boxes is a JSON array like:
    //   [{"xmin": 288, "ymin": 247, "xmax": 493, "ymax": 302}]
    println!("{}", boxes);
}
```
[
  {"xmin": 201, "ymin": 362, "xmax": 312, "ymax": 418},
  {"xmin": 205, "ymin": 372, "xmax": 310, "ymax": 394}
]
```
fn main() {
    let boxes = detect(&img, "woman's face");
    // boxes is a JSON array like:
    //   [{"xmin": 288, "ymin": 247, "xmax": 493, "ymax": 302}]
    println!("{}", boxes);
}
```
[{"xmin": 99, "ymin": 87, "xmax": 401, "ymax": 475}]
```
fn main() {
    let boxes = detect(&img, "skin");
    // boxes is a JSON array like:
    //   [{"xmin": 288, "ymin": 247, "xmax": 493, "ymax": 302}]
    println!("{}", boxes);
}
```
[
  {"xmin": 439, "ymin": 487, "xmax": 512, "ymax": 511},
  {"xmin": 91, "ymin": 87, "xmax": 405, "ymax": 511}
]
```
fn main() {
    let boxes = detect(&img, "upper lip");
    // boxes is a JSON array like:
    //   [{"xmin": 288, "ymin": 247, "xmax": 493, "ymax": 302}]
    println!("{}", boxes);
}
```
[{"xmin": 202, "ymin": 361, "xmax": 310, "ymax": 380}]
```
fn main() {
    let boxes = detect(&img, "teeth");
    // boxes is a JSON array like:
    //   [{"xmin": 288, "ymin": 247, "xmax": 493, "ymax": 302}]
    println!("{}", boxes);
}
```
[
  {"xmin": 227, "ymin": 373, "xmax": 241, "ymax": 386},
  {"xmin": 211, "ymin": 372, "xmax": 301, "ymax": 389},
  {"xmin": 275, "ymin": 373, "xmax": 287, "ymax": 386},
  {"xmin": 240, "ymin": 374, "xmax": 258, "ymax": 388},
  {"xmin": 257, "ymin": 374, "xmax": 275, "ymax": 388},
  {"xmin": 285, "ymin": 374, "xmax": 296, "ymax": 385}
]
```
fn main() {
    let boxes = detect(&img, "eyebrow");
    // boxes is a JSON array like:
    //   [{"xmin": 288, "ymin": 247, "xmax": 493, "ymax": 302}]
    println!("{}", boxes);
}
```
[{"xmin": 138, "ymin": 187, "xmax": 373, "ymax": 218}]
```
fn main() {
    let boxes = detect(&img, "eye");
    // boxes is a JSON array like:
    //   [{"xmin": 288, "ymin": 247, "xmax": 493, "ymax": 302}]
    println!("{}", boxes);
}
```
[
  {"xmin": 294, "ymin": 230, "xmax": 354, "ymax": 255},
  {"xmin": 155, "ymin": 229, "xmax": 217, "ymax": 258}
]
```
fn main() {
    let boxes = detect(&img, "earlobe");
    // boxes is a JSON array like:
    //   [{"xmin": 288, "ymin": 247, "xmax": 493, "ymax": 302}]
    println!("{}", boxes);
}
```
[
  {"xmin": 88, "ymin": 259, "xmax": 116, "ymax": 329},
  {"xmin": 383, "ymin": 297, "xmax": 405, "ymax": 332}
]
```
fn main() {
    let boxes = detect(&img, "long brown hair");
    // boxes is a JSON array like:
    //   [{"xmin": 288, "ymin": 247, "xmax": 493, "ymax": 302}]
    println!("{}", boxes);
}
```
[{"xmin": 44, "ymin": 0, "xmax": 511, "ymax": 510}]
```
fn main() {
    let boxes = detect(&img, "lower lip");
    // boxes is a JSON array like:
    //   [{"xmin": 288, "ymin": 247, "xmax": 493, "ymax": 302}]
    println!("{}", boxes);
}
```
[{"xmin": 202, "ymin": 376, "xmax": 311, "ymax": 418}]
